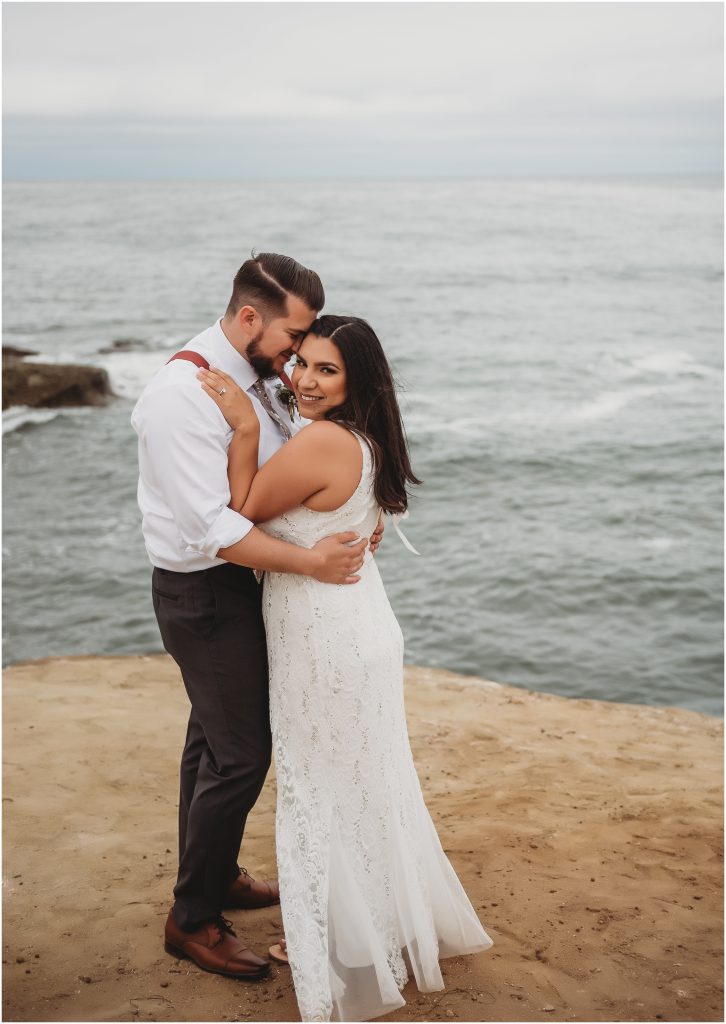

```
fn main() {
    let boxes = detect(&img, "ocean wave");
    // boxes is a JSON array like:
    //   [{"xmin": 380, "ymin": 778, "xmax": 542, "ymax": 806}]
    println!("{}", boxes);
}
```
[
  {"xmin": 639, "ymin": 536, "xmax": 677, "ymax": 552},
  {"xmin": 2, "ymin": 405, "xmax": 88, "ymax": 435},
  {"xmin": 568, "ymin": 387, "xmax": 659, "ymax": 423},
  {"xmin": 96, "ymin": 348, "xmax": 170, "ymax": 401},
  {"xmin": 600, "ymin": 349, "xmax": 720, "ymax": 381},
  {"xmin": 628, "ymin": 350, "xmax": 718, "ymax": 378},
  {"xmin": 23, "ymin": 350, "xmax": 94, "ymax": 365}
]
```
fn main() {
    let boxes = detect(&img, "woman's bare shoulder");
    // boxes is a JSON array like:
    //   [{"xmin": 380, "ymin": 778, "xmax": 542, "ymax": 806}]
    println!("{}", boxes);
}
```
[{"xmin": 294, "ymin": 420, "xmax": 362, "ymax": 455}]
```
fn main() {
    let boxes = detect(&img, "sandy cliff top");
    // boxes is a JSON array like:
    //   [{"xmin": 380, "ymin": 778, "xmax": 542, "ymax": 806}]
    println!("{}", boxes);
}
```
[{"xmin": 3, "ymin": 655, "xmax": 723, "ymax": 1022}]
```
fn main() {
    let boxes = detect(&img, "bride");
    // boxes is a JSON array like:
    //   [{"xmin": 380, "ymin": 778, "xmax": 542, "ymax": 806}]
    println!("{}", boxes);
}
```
[{"xmin": 197, "ymin": 316, "xmax": 492, "ymax": 1022}]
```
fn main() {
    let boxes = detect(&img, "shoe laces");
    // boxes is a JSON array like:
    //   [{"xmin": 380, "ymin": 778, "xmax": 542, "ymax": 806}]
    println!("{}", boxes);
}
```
[{"xmin": 210, "ymin": 916, "xmax": 236, "ymax": 945}]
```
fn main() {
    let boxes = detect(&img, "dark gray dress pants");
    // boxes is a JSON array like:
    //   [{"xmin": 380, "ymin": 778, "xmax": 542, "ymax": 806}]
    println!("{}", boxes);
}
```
[{"xmin": 152, "ymin": 561, "xmax": 271, "ymax": 931}]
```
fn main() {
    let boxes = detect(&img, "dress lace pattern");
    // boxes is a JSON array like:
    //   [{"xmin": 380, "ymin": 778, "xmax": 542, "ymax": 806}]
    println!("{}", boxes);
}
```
[{"xmin": 261, "ymin": 434, "xmax": 493, "ymax": 1022}]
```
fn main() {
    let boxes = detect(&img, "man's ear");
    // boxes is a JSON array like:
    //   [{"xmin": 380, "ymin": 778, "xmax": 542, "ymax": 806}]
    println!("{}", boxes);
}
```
[{"xmin": 237, "ymin": 304, "xmax": 259, "ymax": 329}]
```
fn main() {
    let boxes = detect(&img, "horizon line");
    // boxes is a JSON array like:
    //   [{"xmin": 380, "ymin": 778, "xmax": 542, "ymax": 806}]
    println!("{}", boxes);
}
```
[{"xmin": 4, "ymin": 172, "xmax": 724, "ymax": 184}]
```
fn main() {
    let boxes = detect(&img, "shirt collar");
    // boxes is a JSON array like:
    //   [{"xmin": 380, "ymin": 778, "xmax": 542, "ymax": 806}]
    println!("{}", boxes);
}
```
[{"xmin": 207, "ymin": 320, "xmax": 259, "ymax": 390}]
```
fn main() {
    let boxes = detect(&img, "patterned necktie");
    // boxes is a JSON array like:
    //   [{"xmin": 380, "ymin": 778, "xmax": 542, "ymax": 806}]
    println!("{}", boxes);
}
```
[{"xmin": 251, "ymin": 379, "xmax": 292, "ymax": 442}]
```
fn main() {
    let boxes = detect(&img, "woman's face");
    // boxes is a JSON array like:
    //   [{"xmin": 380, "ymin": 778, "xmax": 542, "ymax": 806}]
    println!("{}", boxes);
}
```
[{"xmin": 291, "ymin": 334, "xmax": 348, "ymax": 420}]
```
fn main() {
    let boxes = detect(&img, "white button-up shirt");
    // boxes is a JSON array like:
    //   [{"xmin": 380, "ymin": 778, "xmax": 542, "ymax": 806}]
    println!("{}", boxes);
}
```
[{"xmin": 131, "ymin": 320, "xmax": 302, "ymax": 572}]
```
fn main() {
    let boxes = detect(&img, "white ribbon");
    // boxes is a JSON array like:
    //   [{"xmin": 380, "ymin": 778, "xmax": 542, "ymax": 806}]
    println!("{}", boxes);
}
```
[{"xmin": 389, "ymin": 510, "xmax": 420, "ymax": 556}]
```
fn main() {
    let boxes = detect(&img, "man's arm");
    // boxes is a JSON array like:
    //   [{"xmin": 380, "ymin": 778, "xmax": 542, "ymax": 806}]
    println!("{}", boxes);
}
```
[
  {"xmin": 140, "ymin": 382, "xmax": 367, "ymax": 584},
  {"xmin": 140, "ymin": 384, "xmax": 254, "ymax": 557},
  {"xmin": 219, "ymin": 528, "xmax": 368, "ymax": 584}
]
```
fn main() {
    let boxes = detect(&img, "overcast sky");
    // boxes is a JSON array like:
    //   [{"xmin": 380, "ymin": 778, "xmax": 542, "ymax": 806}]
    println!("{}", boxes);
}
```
[{"xmin": 3, "ymin": 1, "xmax": 723, "ymax": 179}]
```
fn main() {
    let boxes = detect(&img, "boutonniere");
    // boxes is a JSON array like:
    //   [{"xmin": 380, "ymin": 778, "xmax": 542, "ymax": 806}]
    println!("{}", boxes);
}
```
[{"xmin": 275, "ymin": 383, "xmax": 298, "ymax": 423}]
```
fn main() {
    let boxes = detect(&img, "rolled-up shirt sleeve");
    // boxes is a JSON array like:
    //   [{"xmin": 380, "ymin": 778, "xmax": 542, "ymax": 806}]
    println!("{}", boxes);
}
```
[{"xmin": 138, "ymin": 382, "xmax": 253, "ymax": 558}]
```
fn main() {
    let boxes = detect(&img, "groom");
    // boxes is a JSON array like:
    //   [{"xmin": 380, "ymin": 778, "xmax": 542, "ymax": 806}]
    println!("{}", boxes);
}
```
[{"xmin": 132, "ymin": 253, "xmax": 377, "ymax": 979}]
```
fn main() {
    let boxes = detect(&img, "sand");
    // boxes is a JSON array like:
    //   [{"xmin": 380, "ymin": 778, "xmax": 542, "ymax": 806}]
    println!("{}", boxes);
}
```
[{"xmin": 2, "ymin": 655, "xmax": 723, "ymax": 1023}]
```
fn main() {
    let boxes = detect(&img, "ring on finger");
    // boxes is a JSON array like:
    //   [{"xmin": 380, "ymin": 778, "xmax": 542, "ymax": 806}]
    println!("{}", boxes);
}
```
[{"xmin": 219, "ymin": 387, "xmax": 227, "ymax": 395}]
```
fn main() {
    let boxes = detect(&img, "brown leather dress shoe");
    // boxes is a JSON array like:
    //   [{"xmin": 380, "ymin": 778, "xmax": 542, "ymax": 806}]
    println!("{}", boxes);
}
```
[
  {"xmin": 224, "ymin": 867, "xmax": 280, "ymax": 909},
  {"xmin": 164, "ymin": 910, "xmax": 269, "ymax": 980}
]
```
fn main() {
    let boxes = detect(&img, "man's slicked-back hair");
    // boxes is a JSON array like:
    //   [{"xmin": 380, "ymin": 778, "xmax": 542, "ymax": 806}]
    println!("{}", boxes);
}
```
[{"xmin": 226, "ymin": 252, "xmax": 325, "ymax": 322}]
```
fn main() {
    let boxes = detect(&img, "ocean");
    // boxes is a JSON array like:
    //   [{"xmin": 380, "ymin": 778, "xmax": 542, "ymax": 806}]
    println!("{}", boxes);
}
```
[{"xmin": 2, "ymin": 179, "xmax": 723, "ymax": 715}]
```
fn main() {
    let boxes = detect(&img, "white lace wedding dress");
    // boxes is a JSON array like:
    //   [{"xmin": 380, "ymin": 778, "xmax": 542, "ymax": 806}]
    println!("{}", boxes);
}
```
[{"xmin": 261, "ymin": 434, "xmax": 493, "ymax": 1022}]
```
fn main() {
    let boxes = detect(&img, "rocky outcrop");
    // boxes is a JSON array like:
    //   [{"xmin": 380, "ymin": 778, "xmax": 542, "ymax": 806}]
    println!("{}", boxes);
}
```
[
  {"xmin": 2, "ymin": 345, "xmax": 39, "ymax": 360},
  {"xmin": 2, "ymin": 348, "xmax": 114, "ymax": 410},
  {"xmin": 97, "ymin": 338, "xmax": 146, "ymax": 354}
]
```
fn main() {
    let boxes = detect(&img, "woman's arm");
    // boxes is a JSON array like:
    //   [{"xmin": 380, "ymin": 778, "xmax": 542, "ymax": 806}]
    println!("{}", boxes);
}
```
[
  {"xmin": 240, "ymin": 422, "xmax": 360, "ymax": 522},
  {"xmin": 226, "ymin": 426, "xmax": 260, "ymax": 512},
  {"xmin": 198, "ymin": 366, "xmax": 260, "ymax": 512},
  {"xmin": 199, "ymin": 366, "xmax": 361, "ymax": 524}
]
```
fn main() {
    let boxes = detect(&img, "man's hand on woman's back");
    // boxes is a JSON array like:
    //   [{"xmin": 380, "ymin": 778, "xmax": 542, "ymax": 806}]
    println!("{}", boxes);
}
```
[{"xmin": 311, "ymin": 532, "xmax": 368, "ymax": 584}]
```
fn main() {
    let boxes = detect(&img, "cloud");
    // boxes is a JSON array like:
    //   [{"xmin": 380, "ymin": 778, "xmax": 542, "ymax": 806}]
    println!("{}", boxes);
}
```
[{"xmin": 2, "ymin": 2, "xmax": 723, "ymax": 177}]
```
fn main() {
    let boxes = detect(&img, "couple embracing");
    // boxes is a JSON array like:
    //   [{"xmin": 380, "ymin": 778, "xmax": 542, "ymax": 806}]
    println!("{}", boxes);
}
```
[{"xmin": 132, "ymin": 253, "xmax": 492, "ymax": 1022}]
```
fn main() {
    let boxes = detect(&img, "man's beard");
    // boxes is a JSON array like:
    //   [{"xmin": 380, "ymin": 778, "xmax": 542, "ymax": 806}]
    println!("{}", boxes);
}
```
[{"xmin": 246, "ymin": 332, "xmax": 279, "ymax": 380}]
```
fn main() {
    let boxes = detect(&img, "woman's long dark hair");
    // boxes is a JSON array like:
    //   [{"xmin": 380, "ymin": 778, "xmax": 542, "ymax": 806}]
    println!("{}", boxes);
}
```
[{"xmin": 305, "ymin": 315, "xmax": 421, "ymax": 514}]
